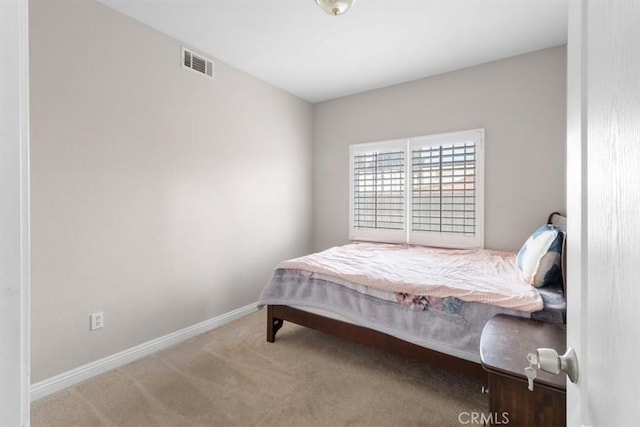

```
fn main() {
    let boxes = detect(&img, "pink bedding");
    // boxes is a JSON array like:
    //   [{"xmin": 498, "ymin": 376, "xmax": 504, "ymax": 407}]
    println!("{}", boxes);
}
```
[{"xmin": 278, "ymin": 242, "xmax": 543, "ymax": 312}]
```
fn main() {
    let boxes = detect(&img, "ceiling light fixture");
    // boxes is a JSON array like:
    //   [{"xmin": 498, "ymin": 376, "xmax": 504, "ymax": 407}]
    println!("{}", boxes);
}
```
[{"xmin": 315, "ymin": 0, "xmax": 357, "ymax": 16}]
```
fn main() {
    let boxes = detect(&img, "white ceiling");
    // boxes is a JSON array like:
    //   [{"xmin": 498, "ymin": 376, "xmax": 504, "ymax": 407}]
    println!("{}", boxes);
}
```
[{"xmin": 98, "ymin": 0, "xmax": 569, "ymax": 103}]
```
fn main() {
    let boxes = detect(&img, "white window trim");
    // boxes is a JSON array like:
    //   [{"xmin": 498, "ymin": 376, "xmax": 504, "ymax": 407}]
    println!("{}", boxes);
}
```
[{"xmin": 349, "ymin": 129, "xmax": 485, "ymax": 249}]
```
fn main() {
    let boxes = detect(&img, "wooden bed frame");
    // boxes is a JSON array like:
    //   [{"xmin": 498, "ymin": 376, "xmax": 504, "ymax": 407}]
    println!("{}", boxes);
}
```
[
  {"xmin": 266, "ymin": 304, "xmax": 486, "ymax": 380},
  {"xmin": 265, "ymin": 213, "xmax": 566, "ymax": 382}
]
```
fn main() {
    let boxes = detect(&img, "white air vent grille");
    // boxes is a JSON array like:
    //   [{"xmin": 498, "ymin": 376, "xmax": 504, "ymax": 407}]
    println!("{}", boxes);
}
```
[{"xmin": 182, "ymin": 47, "xmax": 214, "ymax": 79}]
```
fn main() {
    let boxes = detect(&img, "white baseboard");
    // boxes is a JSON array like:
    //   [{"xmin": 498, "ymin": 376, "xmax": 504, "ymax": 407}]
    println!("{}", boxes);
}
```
[{"xmin": 31, "ymin": 302, "xmax": 260, "ymax": 401}]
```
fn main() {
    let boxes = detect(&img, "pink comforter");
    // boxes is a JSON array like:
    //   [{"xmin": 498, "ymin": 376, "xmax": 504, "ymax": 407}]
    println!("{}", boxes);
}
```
[{"xmin": 278, "ymin": 242, "xmax": 543, "ymax": 312}]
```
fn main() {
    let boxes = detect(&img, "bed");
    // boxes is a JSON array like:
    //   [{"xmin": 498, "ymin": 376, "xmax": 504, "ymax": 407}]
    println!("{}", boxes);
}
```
[{"xmin": 258, "ymin": 213, "xmax": 566, "ymax": 380}]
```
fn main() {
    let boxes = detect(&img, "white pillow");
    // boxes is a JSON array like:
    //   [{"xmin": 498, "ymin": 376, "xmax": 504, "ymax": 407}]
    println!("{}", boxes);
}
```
[{"xmin": 516, "ymin": 225, "xmax": 564, "ymax": 288}]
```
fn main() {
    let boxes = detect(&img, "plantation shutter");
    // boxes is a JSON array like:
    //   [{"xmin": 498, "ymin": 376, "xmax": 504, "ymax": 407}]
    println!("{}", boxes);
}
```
[
  {"xmin": 409, "ymin": 130, "xmax": 484, "ymax": 248},
  {"xmin": 350, "ymin": 140, "xmax": 407, "ymax": 243},
  {"xmin": 349, "ymin": 129, "xmax": 484, "ymax": 248}
]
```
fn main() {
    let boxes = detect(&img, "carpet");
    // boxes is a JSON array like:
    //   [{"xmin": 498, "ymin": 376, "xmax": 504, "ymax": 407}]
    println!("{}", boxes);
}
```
[{"xmin": 31, "ymin": 309, "xmax": 488, "ymax": 426}]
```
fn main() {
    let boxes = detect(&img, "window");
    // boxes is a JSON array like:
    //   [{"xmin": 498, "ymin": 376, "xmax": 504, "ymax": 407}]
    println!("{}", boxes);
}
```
[{"xmin": 349, "ymin": 129, "xmax": 484, "ymax": 249}]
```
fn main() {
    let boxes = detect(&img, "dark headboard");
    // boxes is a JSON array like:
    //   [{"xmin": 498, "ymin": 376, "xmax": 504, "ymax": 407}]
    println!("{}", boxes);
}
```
[
  {"xmin": 547, "ymin": 211, "xmax": 567, "ymax": 232},
  {"xmin": 547, "ymin": 211, "xmax": 567, "ymax": 291}
]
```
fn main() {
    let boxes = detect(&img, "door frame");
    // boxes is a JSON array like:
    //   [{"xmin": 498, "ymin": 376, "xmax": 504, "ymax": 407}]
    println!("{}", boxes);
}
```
[
  {"xmin": 566, "ymin": 1, "xmax": 587, "ymax": 425},
  {"xmin": 0, "ymin": 0, "xmax": 30, "ymax": 425}
]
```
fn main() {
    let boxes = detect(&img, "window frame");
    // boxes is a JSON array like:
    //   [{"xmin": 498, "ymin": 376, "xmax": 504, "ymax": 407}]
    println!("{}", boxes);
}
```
[{"xmin": 349, "ymin": 129, "xmax": 485, "ymax": 249}]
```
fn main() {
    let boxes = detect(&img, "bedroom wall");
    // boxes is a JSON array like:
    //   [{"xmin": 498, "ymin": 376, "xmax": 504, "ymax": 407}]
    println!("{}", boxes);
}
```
[
  {"xmin": 29, "ymin": 0, "xmax": 313, "ymax": 382},
  {"xmin": 312, "ymin": 46, "xmax": 567, "ymax": 252}
]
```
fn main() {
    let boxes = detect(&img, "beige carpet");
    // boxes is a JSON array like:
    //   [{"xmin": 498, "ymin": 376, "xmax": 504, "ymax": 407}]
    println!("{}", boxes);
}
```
[{"xmin": 32, "ymin": 310, "xmax": 488, "ymax": 427}]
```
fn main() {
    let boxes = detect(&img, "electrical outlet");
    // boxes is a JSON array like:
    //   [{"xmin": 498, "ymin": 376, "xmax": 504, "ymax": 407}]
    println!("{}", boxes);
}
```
[{"xmin": 90, "ymin": 312, "xmax": 104, "ymax": 330}]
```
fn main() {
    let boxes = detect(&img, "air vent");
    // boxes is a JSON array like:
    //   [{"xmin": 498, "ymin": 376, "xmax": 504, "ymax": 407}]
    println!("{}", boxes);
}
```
[{"xmin": 181, "ymin": 47, "xmax": 214, "ymax": 79}]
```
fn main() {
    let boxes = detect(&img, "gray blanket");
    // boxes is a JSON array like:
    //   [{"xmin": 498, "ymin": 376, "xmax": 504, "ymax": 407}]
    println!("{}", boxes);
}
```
[{"xmin": 258, "ymin": 269, "xmax": 542, "ymax": 363}]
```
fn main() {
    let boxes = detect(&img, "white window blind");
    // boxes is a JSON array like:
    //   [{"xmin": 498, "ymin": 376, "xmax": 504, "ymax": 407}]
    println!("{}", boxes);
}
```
[{"xmin": 349, "ymin": 129, "xmax": 484, "ymax": 248}]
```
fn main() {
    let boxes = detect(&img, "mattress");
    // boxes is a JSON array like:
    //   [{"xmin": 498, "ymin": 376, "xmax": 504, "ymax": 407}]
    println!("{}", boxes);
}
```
[{"xmin": 277, "ymin": 242, "xmax": 544, "ymax": 312}]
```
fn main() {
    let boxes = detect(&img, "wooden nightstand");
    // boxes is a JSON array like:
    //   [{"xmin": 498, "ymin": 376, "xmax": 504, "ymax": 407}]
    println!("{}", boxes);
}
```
[{"xmin": 480, "ymin": 314, "xmax": 566, "ymax": 427}]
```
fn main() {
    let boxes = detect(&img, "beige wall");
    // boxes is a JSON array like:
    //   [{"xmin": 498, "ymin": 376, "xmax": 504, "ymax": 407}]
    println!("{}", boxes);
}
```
[
  {"xmin": 313, "ymin": 46, "xmax": 567, "ymax": 252},
  {"xmin": 30, "ymin": 0, "xmax": 313, "ymax": 382}
]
